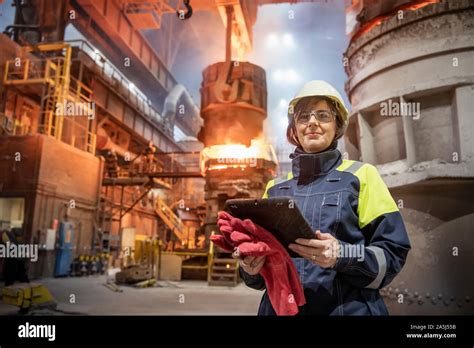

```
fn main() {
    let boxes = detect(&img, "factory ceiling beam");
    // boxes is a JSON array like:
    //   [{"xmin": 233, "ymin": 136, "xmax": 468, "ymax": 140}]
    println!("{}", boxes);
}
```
[
  {"xmin": 211, "ymin": 0, "xmax": 325, "ymax": 58},
  {"xmin": 69, "ymin": 0, "xmax": 179, "ymax": 109},
  {"xmin": 215, "ymin": 0, "xmax": 256, "ymax": 59}
]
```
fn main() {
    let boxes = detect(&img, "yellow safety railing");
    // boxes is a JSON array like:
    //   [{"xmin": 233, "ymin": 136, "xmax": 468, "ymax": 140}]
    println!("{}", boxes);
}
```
[
  {"xmin": 207, "ymin": 231, "xmax": 215, "ymax": 282},
  {"xmin": 39, "ymin": 110, "xmax": 59, "ymax": 138},
  {"xmin": 69, "ymin": 76, "xmax": 92, "ymax": 103},
  {"xmin": 3, "ymin": 43, "xmax": 96, "ymax": 155},
  {"xmin": 87, "ymin": 132, "xmax": 97, "ymax": 154},
  {"xmin": 155, "ymin": 197, "xmax": 187, "ymax": 243},
  {"xmin": 3, "ymin": 57, "xmax": 62, "ymax": 86}
]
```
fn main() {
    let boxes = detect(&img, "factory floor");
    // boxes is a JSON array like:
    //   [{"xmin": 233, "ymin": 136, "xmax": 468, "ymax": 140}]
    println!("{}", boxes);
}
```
[{"xmin": 0, "ymin": 276, "xmax": 262, "ymax": 315}]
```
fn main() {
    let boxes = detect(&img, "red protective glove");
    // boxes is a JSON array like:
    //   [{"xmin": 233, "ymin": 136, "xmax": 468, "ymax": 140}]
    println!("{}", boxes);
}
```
[
  {"xmin": 212, "ymin": 211, "xmax": 306, "ymax": 315},
  {"xmin": 214, "ymin": 216, "xmax": 235, "ymax": 250},
  {"xmin": 212, "ymin": 213, "xmax": 256, "ymax": 251}
]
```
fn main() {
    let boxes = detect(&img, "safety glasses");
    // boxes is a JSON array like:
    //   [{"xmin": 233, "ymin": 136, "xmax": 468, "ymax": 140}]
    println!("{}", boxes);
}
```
[{"xmin": 295, "ymin": 110, "xmax": 336, "ymax": 125}]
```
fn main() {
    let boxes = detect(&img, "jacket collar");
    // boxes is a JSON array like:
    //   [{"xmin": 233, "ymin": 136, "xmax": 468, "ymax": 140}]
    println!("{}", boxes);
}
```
[{"xmin": 290, "ymin": 145, "xmax": 342, "ymax": 183}]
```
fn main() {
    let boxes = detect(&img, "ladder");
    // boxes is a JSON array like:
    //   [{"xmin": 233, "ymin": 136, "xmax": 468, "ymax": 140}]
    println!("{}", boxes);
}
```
[{"xmin": 41, "ymin": 58, "xmax": 65, "ymax": 138}]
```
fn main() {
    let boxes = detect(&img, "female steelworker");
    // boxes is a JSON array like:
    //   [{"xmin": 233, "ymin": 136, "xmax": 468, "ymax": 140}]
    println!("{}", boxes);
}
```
[{"xmin": 236, "ymin": 80, "xmax": 411, "ymax": 315}]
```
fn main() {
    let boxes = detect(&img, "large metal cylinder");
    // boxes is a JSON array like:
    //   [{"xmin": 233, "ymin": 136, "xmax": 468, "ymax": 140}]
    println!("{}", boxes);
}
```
[
  {"xmin": 198, "ymin": 61, "xmax": 267, "ymax": 147},
  {"xmin": 198, "ymin": 60, "xmax": 276, "ymax": 255},
  {"xmin": 343, "ymin": 0, "xmax": 474, "ymax": 314}
]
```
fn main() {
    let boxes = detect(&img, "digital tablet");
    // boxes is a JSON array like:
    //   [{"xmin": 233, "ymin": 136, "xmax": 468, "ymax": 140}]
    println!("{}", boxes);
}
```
[{"xmin": 223, "ymin": 197, "xmax": 315, "ymax": 257}]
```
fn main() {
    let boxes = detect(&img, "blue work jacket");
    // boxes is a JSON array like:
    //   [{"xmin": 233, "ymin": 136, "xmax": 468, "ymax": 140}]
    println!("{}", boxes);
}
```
[{"xmin": 240, "ymin": 148, "xmax": 411, "ymax": 315}]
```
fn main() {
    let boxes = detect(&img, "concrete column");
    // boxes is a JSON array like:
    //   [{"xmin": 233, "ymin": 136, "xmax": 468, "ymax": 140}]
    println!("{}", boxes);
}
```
[
  {"xmin": 357, "ymin": 112, "xmax": 377, "ymax": 164},
  {"xmin": 401, "ymin": 96, "xmax": 417, "ymax": 167},
  {"xmin": 453, "ymin": 85, "xmax": 474, "ymax": 162}
]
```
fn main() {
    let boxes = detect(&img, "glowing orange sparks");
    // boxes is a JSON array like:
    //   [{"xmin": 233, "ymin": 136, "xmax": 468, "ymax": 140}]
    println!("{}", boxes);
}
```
[{"xmin": 200, "ymin": 139, "xmax": 277, "ymax": 173}]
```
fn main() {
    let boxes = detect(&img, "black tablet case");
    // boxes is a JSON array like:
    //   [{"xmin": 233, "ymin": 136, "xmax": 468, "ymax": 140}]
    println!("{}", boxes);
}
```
[{"xmin": 223, "ymin": 197, "xmax": 315, "ymax": 257}]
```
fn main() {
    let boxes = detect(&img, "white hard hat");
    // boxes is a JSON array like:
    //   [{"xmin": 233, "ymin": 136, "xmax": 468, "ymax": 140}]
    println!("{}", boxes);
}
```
[{"xmin": 288, "ymin": 80, "xmax": 349, "ymax": 130}]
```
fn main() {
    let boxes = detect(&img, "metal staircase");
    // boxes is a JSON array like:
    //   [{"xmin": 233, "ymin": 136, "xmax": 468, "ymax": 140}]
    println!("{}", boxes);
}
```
[{"xmin": 154, "ymin": 197, "xmax": 187, "ymax": 244}]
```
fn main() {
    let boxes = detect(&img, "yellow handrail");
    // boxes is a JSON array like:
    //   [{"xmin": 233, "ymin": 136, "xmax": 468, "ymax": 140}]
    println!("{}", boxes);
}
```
[
  {"xmin": 155, "ymin": 197, "xmax": 186, "ymax": 243},
  {"xmin": 3, "ymin": 43, "xmax": 96, "ymax": 155},
  {"xmin": 207, "ymin": 231, "xmax": 215, "ymax": 282}
]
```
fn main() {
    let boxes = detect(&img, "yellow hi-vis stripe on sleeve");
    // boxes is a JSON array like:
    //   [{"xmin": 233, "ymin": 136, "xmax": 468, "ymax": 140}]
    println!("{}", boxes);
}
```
[
  {"xmin": 338, "ymin": 160, "xmax": 398, "ymax": 228},
  {"xmin": 352, "ymin": 163, "xmax": 399, "ymax": 229}
]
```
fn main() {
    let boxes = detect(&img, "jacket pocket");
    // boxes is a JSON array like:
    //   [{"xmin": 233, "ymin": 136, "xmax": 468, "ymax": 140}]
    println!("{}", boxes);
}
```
[{"xmin": 319, "ymin": 192, "xmax": 341, "ymax": 236}]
